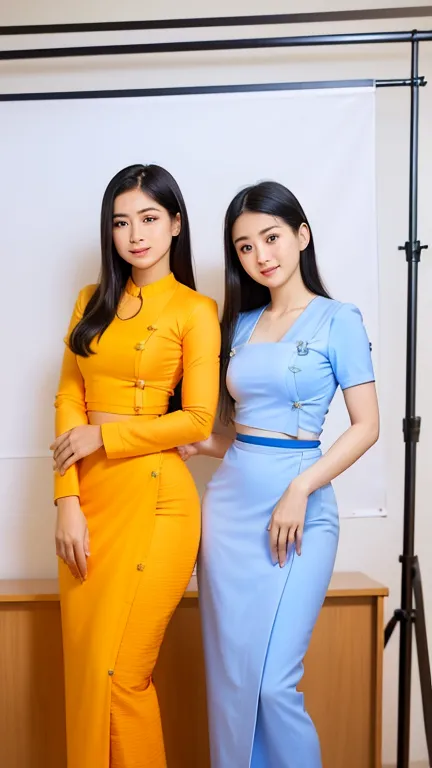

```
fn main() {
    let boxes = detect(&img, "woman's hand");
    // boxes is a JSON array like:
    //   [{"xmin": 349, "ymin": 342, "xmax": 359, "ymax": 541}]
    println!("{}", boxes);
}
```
[
  {"xmin": 55, "ymin": 496, "xmax": 90, "ymax": 582},
  {"xmin": 177, "ymin": 443, "xmax": 200, "ymax": 462},
  {"xmin": 51, "ymin": 425, "xmax": 103, "ymax": 475},
  {"xmin": 268, "ymin": 479, "xmax": 309, "ymax": 567},
  {"xmin": 178, "ymin": 434, "xmax": 233, "ymax": 461}
]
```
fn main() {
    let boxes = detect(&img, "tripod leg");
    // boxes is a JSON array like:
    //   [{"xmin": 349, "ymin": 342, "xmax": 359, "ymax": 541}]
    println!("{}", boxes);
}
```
[{"xmin": 412, "ymin": 557, "xmax": 432, "ymax": 765}]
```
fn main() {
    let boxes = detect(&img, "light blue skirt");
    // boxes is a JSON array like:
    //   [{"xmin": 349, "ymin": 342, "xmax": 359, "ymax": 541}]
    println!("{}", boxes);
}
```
[{"xmin": 198, "ymin": 437, "xmax": 339, "ymax": 768}]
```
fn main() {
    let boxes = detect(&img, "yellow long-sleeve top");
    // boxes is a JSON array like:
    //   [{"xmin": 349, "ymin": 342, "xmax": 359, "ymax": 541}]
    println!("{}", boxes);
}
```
[{"xmin": 54, "ymin": 272, "xmax": 221, "ymax": 502}]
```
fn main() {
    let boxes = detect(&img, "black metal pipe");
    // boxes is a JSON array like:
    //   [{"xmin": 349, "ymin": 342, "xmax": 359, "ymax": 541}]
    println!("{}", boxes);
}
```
[
  {"xmin": 2, "ymin": 7, "xmax": 432, "ymax": 35},
  {"xmin": 0, "ymin": 76, "xmax": 424, "ymax": 103},
  {"xmin": 397, "ymin": 32, "xmax": 420, "ymax": 768},
  {"xmin": 1, "ymin": 7, "xmax": 432, "ymax": 35},
  {"xmin": 1, "ymin": 29, "xmax": 432, "ymax": 61},
  {"xmin": 376, "ymin": 76, "xmax": 426, "ymax": 87}
]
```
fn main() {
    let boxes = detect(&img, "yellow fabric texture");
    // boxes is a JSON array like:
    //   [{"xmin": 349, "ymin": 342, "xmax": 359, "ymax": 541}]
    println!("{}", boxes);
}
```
[
  {"xmin": 54, "ymin": 273, "xmax": 220, "ymax": 768},
  {"xmin": 110, "ymin": 450, "xmax": 200, "ymax": 768}
]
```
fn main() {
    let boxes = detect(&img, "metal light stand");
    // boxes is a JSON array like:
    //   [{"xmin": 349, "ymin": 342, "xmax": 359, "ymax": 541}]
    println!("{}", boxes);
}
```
[{"xmin": 384, "ymin": 32, "xmax": 432, "ymax": 768}]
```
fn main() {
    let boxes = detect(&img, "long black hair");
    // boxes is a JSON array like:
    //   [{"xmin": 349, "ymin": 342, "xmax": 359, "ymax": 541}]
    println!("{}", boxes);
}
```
[
  {"xmin": 70, "ymin": 163, "xmax": 195, "ymax": 357},
  {"xmin": 220, "ymin": 180, "xmax": 330, "ymax": 424}
]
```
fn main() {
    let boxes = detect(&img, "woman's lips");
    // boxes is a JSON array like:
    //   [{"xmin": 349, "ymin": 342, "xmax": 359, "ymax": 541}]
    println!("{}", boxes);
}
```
[{"xmin": 260, "ymin": 266, "xmax": 279, "ymax": 277}]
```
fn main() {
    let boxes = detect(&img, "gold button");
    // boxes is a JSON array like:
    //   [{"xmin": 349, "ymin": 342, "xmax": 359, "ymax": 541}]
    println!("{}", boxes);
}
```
[
  {"xmin": 108, "ymin": 669, "xmax": 114, "ymax": 676},
  {"xmin": 151, "ymin": 471, "xmax": 159, "ymax": 478},
  {"xmin": 147, "ymin": 325, "xmax": 157, "ymax": 331},
  {"xmin": 229, "ymin": 349, "xmax": 236, "ymax": 357},
  {"xmin": 293, "ymin": 401, "xmax": 302, "ymax": 409},
  {"xmin": 135, "ymin": 379, "xmax": 145, "ymax": 389},
  {"xmin": 135, "ymin": 342, "xmax": 145, "ymax": 351},
  {"xmin": 136, "ymin": 563, "xmax": 144, "ymax": 572}
]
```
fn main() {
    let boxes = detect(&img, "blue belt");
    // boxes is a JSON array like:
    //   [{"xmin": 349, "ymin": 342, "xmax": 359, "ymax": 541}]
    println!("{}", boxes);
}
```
[{"xmin": 236, "ymin": 434, "xmax": 320, "ymax": 449}]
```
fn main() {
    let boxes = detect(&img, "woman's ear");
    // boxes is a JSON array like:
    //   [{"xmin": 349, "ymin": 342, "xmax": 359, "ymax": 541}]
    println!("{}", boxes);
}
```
[
  {"xmin": 298, "ymin": 222, "xmax": 310, "ymax": 252},
  {"xmin": 172, "ymin": 213, "xmax": 181, "ymax": 237}
]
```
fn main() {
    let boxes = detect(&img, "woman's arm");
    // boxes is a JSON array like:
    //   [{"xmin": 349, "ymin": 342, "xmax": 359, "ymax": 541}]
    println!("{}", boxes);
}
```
[
  {"xmin": 297, "ymin": 302, "xmax": 379, "ymax": 493},
  {"xmin": 56, "ymin": 496, "xmax": 90, "ymax": 582},
  {"xmin": 178, "ymin": 432, "xmax": 233, "ymax": 461},
  {"xmin": 53, "ymin": 289, "xmax": 90, "ymax": 501},
  {"xmin": 294, "ymin": 382, "xmax": 379, "ymax": 495},
  {"xmin": 269, "ymin": 382, "xmax": 379, "ymax": 568},
  {"xmin": 53, "ymin": 288, "xmax": 94, "ymax": 582}
]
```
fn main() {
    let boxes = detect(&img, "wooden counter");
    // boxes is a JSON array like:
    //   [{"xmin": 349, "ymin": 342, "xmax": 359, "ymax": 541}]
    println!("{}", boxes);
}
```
[{"xmin": 0, "ymin": 572, "xmax": 388, "ymax": 768}]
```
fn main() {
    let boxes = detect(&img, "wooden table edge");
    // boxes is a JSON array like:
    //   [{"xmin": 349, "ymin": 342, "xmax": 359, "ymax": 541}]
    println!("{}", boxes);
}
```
[{"xmin": 0, "ymin": 571, "xmax": 389, "ymax": 603}]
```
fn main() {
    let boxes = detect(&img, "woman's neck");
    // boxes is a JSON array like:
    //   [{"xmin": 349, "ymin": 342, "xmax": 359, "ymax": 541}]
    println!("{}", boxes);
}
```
[
  {"xmin": 268, "ymin": 270, "xmax": 315, "ymax": 315},
  {"xmin": 131, "ymin": 254, "xmax": 171, "ymax": 288}
]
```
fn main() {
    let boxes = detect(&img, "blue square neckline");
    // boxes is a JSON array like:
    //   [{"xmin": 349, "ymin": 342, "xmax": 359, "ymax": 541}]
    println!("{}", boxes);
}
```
[{"xmin": 245, "ymin": 295, "xmax": 321, "ymax": 347}]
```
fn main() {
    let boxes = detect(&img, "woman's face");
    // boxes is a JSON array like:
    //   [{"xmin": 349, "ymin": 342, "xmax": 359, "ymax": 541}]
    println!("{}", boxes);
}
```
[
  {"xmin": 112, "ymin": 187, "xmax": 180, "ymax": 273},
  {"xmin": 231, "ymin": 211, "xmax": 309, "ymax": 289}
]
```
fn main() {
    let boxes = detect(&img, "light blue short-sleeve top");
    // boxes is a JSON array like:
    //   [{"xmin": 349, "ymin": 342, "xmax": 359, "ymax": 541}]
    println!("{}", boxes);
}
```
[{"xmin": 226, "ymin": 296, "xmax": 375, "ymax": 437}]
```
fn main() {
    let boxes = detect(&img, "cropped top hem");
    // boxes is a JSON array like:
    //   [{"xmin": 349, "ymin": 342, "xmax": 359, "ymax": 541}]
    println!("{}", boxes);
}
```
[{"xmin": 86, "ymin": 403, "xmax": 168, "ymax": 416}]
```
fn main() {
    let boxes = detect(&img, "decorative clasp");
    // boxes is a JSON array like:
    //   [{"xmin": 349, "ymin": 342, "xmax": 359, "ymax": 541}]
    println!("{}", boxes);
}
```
[{"xmin": 296, "ymin": 340, "xmax": 309, "ymax": 356}]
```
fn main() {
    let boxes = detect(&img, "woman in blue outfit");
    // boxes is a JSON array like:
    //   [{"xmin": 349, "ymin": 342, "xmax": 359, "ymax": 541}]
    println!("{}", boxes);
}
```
[{"xmin": 179, "ymin": 181, "xmax": 379, "ymax": 768}]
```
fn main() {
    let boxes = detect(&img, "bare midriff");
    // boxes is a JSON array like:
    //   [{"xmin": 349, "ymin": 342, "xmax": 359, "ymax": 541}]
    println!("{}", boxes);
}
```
[
  {"xmin": 235, "ymin": 423, "xmax": 318, "ymax": 441},
  {"xmin": 87, "ymin": 413, "xmax": 318, "ymax": 441}
]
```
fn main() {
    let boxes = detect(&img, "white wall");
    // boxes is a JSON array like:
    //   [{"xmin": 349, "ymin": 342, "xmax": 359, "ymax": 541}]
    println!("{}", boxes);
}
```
[{"xmin": 1, "ymin": 1, "xmax": 432, "ymax": 765}]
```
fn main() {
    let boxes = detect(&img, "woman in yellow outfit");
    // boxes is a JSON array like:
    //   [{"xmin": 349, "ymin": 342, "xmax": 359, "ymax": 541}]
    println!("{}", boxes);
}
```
[{"xmin": 51, "ymin": 163, "xmax": 221, "ymax": 768}]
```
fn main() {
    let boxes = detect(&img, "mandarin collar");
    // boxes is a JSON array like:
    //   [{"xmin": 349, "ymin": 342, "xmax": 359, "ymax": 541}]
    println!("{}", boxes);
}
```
[{"xmin": 125, "ymin": 271, "xmax": 176, "ymax": 298}]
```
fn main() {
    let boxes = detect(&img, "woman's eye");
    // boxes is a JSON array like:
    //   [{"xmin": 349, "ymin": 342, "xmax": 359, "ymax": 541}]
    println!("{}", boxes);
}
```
[
  {"xmin": 267, "ymin": 234, "xmax": 278, "ymax": 243},
  {"xmin": 143, "ymin": 216, "xmax": 156, "ymax": 223},
  {"xmin": 240, "ymin": 244, "xmax": 253, "ymax": 254},
  {"xmin": 113, "ymin": 221, "xmax": 128, "ymax": 228}
]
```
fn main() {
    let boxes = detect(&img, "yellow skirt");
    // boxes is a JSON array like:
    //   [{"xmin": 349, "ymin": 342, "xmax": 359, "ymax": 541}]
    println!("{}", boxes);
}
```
[{"xmin": 59, "ymin": 444, "xmax": 200, "ymax": 768}]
